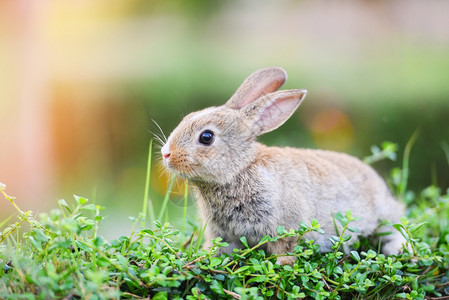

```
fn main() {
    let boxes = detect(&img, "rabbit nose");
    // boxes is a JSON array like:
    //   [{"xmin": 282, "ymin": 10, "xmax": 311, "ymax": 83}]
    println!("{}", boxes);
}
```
[{"xmin": 161, "ymin": 144, "xmax": 171, "ymax": 159}]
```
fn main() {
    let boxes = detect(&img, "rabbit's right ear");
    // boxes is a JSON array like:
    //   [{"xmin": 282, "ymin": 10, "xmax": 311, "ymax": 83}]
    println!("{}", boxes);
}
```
[
  {"xmin": 242, "ymin": 89, "xmax": 307, "ymax": 136},
  {"xmin": 226, "ymin": 67, "xmax": 287, "ymax": 109}
]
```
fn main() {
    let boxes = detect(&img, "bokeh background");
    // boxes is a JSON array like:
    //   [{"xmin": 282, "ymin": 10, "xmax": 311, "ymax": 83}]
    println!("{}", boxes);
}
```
[{"xmin": 1, "ymin": 0, "xmax": 448, "ymax": 238}]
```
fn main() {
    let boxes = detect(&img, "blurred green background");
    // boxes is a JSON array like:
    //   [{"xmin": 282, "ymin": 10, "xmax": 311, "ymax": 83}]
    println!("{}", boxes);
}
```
[{"xmin": 1, "ymin": 0, "xmax": 448, "ymax": 238}]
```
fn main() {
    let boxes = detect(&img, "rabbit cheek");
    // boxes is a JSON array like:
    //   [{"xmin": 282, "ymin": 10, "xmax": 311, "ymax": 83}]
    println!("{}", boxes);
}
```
[
  {"xmin": 193, "ymin": 148, "xmax": 218, "ymax": 177},
  {"xmin": 165, "ymin": 147, "xmax": 192, "ymax": 176}
]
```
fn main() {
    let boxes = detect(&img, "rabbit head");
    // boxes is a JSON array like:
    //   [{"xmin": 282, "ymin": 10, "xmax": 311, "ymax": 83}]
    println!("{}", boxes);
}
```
[{"xmin": 161, "ymin": 67, "xmax": 307, "ymax": 184}]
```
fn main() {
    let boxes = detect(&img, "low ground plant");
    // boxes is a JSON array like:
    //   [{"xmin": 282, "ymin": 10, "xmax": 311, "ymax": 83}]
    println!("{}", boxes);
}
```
[{"xmin": 0, "ymin": 141, "xmax": 448, "ymax": 299}]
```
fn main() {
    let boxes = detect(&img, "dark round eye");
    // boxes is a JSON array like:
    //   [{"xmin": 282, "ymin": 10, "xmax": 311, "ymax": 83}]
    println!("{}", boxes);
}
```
[{"xmin": 199, "ymin": 130, "xmax": 214, "ymax": 145}]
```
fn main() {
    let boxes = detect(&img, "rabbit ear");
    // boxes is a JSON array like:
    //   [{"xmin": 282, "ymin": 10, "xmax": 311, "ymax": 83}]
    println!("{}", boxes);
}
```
[
  {"xmin": 243, "ymin": 89, "xmax": 307, "ymax": 136},
  {"xmin": 226, "ymin": 67, "xmax": 287, "ymax": 109}
]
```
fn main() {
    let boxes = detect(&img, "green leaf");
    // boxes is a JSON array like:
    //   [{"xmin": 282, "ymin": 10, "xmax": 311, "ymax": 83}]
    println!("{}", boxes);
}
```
[
  {"xmin": 28, "ymin": 236, "xmax": 42, "ymax": 251},
  {"xmin": 210, "ymin": 257, "xmax": 222, "ymax": 267},
  {"xmin": 51, "ymin": 238, "xmax": 72, "ymax": 250},
  {"xmin": 335, "ymin": 212, "xmax": 344, "ymax": 223},
  {"xmin": 213, "ymin": 274, "xmax": 225, "ymax": 281},
  {"xmin": 259, "ymin": 235, "xmax": 271, "ymax": 243},
  {"xmin": 93, "ymin": 236, "xmax": 105, "ymax": 248},
  {"xmin": 75, "ymin": 240, "xmax": 93, "ymax": 253},
  {"xmin": 300, "ymin": 221, "xmax": 311, "ymax": 230},
  {"xmin": 277, "ymin": 226, "xmax": 287, "ymax": 235},
  {"xmin": 153, "ymin": 291, "xmax": 168, "ymax": 300},
  {"xmin": 300, "ymin": 274, "xmax": 309, "ymax": 283},
  {"xmin": 81, "ymin": 204, "xmax": 97, "ymax": 211},
  {"xmin": 234, "ymin": 266, "xmax": 251, "ymax": 274},
  {"xmin": 348, "ymin": 226, "xmax": 359, "ymax": 233},
  {"xmin": 240, "ymin": 236, "xmax": 249, "ymax": 248},
  {"xmin": 350, "ymin": 251, "xmax": 361, "ymax": 262},
  {"xmin": 58, "ymin": 199, "xmax": 72, "ymax": 213},
  {"xmin": 73, "ymin": 195, "xmax": 88, "ymax": 205},
  {"xmin": 292, "ymin": 285, "xmax": 300, "ymax": 294},
  {"xmin": 400, "ymin": 216, "xmax": 409, "ymax": 226},
  {"xmin": 409, "ymin": 222, "xmax": 427, "ymax": 233},
  {"xmin": 247, "ymin": 275, "xmax": 267, "ymax": 284},
  {"xmin": 210, "ymin": 280, "xmax": 224, "ymax": 295},
  {"xmin": 96, "ymin": 256, "xmax": 111, "ymax": 268},
  {"xmin": 33, "ymin": 228, "xmax": 49, "ymax": 243},
  {"xmin": 342, "ymin": 234, "xmax": 352, "ymax": 242}
]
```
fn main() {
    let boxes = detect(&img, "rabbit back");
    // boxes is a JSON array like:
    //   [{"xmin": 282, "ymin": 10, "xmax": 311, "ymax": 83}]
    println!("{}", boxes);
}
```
[{"xmin": 265, "ymin": 145, "xmax": 403, "ymax": 245}]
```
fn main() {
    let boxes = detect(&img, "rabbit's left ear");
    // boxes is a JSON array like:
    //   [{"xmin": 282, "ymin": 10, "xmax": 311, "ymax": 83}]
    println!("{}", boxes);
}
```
[
  {"xmin": 242, "ymin": 89, "xmax": 307, "ymax": 136},
  {"xmin": 226, "ymin": 67, "xmax": 287, "ymax": 109}
]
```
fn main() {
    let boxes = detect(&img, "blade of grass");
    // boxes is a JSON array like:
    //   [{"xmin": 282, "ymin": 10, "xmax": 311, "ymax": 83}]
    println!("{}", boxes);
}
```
[
  {"xmin": 331, "ymin": 211, "xmax": 340, "ymax": 237},
  {"xmin": 158, "ymin": 175, "xmax": 176, "ymax": 222},
  {"xmin": 398, "ymin": 130, "xmax": 419, "ymax": 200},
  {"xmin": 194, "ymin": 221, "xmax": 207, "ymax": 254},
  {"xmin": 0, "ymin": 215, "xmax": 13, "ymax": 229},
  {"xmin": 0, "ymin": 183, "xmax": 13, "ymax": 230},
  {"xmin": 441, "ymin": 141, "xmax": 449, "ymax": 166},
  {"xmin": 430, "ymin": 163, "xmax": 438, "ymax": 187},
  {"xmin": 142, "ymin": 139, "xmax": 154, "ymax": 227},
  {"xmin": 91, "ymin": 187, "xmax": 99, "ymax": 238},
  {"xmin": 0, "ymin": 183, "xmax": 24, "ymax": 215},
  {"xmin": 183, "ymin": 180, "xmax": 189, "ymax": 233}
]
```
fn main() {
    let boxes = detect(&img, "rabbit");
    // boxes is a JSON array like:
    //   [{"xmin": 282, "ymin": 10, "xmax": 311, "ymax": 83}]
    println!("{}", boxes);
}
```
[{"xmin": 161, "ymin": 67, "xmax": 406, "ymax": 265}]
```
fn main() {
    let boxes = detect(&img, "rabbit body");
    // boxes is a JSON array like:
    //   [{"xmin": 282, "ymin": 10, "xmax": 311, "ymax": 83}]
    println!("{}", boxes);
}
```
[
  {"xmin": 161, "ymin": 67, "xmax": 405, "ymax": 262},
  {"xmin": 192, "ymin": 144, "xmax": 404, "ymax": 256}
]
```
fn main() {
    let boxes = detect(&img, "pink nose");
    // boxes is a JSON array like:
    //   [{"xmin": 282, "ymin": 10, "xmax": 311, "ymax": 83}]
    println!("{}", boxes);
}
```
[{"xmin": 163, "ymin": 153, "xmax": 171, "ymax": 159}]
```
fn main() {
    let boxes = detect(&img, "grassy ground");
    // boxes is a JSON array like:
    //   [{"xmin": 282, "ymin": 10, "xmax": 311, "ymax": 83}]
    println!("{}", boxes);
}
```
[{"xmin": 0, "ymin": 141, "xmax": 448, "ymax": 299}]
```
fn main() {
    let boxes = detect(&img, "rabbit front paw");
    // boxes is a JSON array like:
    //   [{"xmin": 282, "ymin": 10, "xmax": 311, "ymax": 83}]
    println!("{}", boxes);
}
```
[{"xmin": 275, "ymin": 256, "xmax": 297, "ymax": 266}]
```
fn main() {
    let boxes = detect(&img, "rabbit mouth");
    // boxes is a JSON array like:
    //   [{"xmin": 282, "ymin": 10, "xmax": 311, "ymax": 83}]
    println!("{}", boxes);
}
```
[
  {"xmin": 163, "ymin": 157, "xmax": 197, "ymax": 179},
  {"xmin": 163, "ymin": 160, "xmax": 220, "ymax": 184},
  {"xmin": 167, "ymin": 167, "xmax": 208, "ymax": 183}
]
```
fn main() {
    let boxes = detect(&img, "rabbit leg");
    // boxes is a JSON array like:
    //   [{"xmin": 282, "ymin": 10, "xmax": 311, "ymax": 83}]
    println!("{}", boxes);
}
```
[
  {"xmin": 267, "ymin": 237, "xmax": 297, "ymax": 265},
  {"xmin": 381, "ymin": 230, "xmax": 407, "ymax": 255},
  {"xmin": 216, "ymin": 241, "xmax": 242, "ymax": 256},
  {"xmin": 275, "ymin": 256, "xmax": 297, "ymax": 266},
  {"xmin": 202, "ymin": 239, "xmax": 213, "ymax": 250}
]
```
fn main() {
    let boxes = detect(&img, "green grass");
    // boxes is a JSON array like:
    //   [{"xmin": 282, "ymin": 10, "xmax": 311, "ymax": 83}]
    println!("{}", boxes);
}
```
[{"xmin": 0, "ymin": 141, "xmax": 448, "ymax": 299}]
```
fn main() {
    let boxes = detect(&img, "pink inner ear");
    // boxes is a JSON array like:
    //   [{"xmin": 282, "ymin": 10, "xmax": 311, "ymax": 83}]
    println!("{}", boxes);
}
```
[
  {"xmin": 226, "ymin": 67, "xmax": 287, "ymax": 109},
  {"xmin": 237, "ymin": 80, "xmax": 285, "ymax": 109},
  {"xmin": 259, "ymin": 96, "xmax": 301, "ymax": 133}
]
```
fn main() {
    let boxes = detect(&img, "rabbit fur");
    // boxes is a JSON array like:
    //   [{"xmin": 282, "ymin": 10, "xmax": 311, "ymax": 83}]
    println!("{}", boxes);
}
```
[{"xmin": 161, "ymin": 67, "xmax": 406, "ymax": 264}]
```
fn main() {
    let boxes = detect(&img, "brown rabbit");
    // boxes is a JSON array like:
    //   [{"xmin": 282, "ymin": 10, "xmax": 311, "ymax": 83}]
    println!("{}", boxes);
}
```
[{"xmin": 161, "ymin": 67, "xmax": 405, "ymax": 265}]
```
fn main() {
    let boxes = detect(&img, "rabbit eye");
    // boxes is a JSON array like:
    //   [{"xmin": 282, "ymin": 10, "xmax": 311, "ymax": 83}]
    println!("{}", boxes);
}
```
[{"xmin": 199, "ymin": 130, "xmax": 214, "ymax": 145}]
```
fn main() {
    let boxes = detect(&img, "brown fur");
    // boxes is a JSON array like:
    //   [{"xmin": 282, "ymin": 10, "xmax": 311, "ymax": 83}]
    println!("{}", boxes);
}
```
[{"xmin": 161, "ymin": 67, "xmax": 406, "ymax": 264}]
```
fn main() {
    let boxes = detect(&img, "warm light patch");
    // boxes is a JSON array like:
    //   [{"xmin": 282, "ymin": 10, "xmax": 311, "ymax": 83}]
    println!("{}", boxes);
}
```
[
  {"xmin": 307, "ymin": 108, "xmax": 354, "ymax": 151},
  {"xmin": 152, "ymin": 163, "xmax": 187, "ymax": 197}
]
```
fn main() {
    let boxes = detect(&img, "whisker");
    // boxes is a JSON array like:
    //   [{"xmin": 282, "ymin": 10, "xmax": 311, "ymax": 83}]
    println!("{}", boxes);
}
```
[
  {"xmin": 166, "ymin": 176, "xmax": 187, "ymax": 198},
  {"xmin": 152, "ymin": 119, "xmax": 168, "ymax": 143},
  {"xmin": 152, "ymin": 143, "xmax": 162, "ymax": 151},
  {"xmin": 157, "ymin": 161, "xmax": 171, "ymax": 179},
  {"xmin": 154, "ymin": 137, "xmax": 165, "ymax": 146},
  {"xmin": 150, "ymin": 131, "xmax": 166, "ymax": 147}
]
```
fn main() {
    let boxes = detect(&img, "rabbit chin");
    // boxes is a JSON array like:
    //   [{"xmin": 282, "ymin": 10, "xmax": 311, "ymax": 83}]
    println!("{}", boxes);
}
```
[
  {"xmin": 163, "ymin": 164, "xmax": 222, "ymax": 184},
  {"xmin": 171, "ymin": 166, "xmax": 240, "ymax": 186},
  {"xmin": 185, "ymin": 172, "xmax": 236, "ymax": 186}
]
